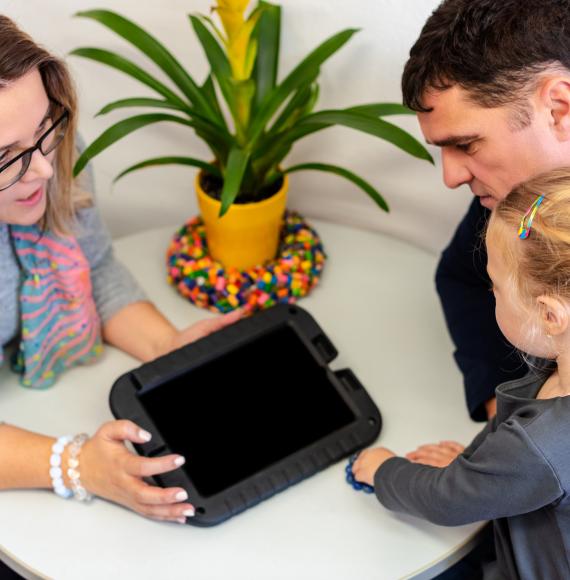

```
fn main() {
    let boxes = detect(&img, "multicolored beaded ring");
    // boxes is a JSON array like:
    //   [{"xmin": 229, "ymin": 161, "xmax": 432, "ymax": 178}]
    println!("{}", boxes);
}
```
[
  {"xmin": 345, "ymin": 453, "xmax": 374, "ymax": 494},
  {"xmin": 166, "ymin": 211, "xmax": 326, "ymax": 313}
]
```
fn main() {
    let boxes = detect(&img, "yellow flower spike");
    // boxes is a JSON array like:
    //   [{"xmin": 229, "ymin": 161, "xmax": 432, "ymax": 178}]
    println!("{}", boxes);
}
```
[
  {"xmin": 227, "ymin": 12, "xmax": 261, "ymax": 80},
  {"xmin": 215, "ymin": 7, "xmax": 244, "ymax": 44},
  {"xmin": 213, "ymin": 0, "xmax": 260, "ymax": 81},
  {"xmin": 217, "ymin": 0, "xmax": 250, "ymax": 14}
]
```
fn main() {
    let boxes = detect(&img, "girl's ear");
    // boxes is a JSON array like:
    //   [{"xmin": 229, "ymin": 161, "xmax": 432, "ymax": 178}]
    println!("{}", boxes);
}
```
[{"xmin": 536, "ymin": 295, "xmax": 569, "ymax": 336}]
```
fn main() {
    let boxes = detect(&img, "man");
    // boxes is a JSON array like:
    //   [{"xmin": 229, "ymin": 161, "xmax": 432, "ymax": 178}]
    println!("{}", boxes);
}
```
[{"xmin": 401, "ymin": 0, "xmax": 570, "ymax": 467}]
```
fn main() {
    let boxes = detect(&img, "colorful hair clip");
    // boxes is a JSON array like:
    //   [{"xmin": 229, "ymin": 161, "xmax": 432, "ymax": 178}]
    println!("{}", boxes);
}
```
[{"xmin": 518, "ymin": 195, "xmax": 544, "ymax": 239}]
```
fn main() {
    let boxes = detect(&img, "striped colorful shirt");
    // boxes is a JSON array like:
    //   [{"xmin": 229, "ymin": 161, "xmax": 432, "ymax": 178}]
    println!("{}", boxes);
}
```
[
  {"xmin": 0, "ymin": 158, "xmax": 146, "ymax": 387},
  {"xmin": 8, "ymin": 225, "xmax": 103, "ymax": 388}
]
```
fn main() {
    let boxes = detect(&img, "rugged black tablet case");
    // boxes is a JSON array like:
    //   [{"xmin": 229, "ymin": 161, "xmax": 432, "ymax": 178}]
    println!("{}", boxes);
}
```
[{"xmin": 109, "ymin": 304, "xmax": 381, "ymax": 526}]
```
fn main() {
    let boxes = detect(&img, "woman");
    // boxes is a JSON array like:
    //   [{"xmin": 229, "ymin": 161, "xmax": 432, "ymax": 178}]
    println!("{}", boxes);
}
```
[{"xmin": 0, "ymin": 15, "xmax": 240, "ymax": 524}]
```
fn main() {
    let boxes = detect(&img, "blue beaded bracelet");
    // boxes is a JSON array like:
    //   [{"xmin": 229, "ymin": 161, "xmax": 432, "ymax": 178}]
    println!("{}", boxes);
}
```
[{"xmin": 345, "ymin": 453, "xmax": 374, "ymax": 494}]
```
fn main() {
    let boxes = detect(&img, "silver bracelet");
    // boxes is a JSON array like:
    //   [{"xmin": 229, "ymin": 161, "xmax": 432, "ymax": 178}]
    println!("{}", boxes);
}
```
[{"xmin": 67, "ymin": 433, "xmax": 93, "ymax": 502}]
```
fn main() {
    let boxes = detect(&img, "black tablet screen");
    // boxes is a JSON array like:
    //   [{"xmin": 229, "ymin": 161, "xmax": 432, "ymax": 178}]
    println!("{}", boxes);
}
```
[{"xmin": 138, "ymin": 324, "xmax": 356, "ymax": 497}]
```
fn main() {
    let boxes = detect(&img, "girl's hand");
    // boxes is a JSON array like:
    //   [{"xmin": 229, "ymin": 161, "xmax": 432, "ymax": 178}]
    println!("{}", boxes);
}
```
[
  {"xmin": 352, "ymin": 447, "xmax": 397, "ymax": 487},
  {"xmin": 161, "ymin": 308, "xmax": 244, "ymax": 356},
  {"xmin": 77, "ymin": 420, "xmax": 194, "ymax": 524},
  {"xmin": 405, "ymin": 440, "xmax": 465, "ymax": 467}
]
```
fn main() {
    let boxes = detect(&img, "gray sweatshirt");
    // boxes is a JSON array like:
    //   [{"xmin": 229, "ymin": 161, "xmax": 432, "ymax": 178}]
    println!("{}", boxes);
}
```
[
  {"xmin": 374, "ymin": 367, "xmax": 570, "ymax": 579},
  {"xmin": 0, "ymin": 162, "xmax": 146, "ymax": 353}
]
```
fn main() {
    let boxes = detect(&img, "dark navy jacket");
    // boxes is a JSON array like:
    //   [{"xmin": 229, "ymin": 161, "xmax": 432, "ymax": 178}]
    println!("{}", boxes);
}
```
[{"xmin": 435, "ymin": 198, "xmax": 527, "ymax": 421}]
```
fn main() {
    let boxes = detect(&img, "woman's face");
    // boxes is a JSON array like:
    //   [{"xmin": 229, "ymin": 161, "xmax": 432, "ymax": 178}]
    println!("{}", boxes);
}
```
[{"xmin": 0, "ymin": 68, "xmax": 55, "ymax": 226}]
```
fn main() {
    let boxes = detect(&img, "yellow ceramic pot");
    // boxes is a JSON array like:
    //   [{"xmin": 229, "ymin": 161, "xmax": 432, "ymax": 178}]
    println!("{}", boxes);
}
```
[{"xmin": 196, "ymin": 172, "xmax": 288, "ymax": 270}]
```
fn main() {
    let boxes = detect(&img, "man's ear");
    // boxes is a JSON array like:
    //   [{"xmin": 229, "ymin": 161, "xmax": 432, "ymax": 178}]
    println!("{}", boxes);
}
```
[
  {"xmin": 540, "ymin": 77, "xmax": 570, "ymax": 140},
  {"xmin": 536, "ymin": 294, "xmax": 569, "ymax": 336}
]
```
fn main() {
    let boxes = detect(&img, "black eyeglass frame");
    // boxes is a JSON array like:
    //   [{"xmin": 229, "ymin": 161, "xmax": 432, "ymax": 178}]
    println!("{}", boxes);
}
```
[{"xmin": 0, "ymin": 106, "xmax": 70, "ymax": 192}]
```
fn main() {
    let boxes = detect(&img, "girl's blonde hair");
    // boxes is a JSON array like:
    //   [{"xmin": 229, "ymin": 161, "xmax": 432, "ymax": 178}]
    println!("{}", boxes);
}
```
[
  {"xmin": 0, "ymin": 15, "xmax": 88, "ymax": 234},
  {"xmin": 490, "ymin": 167, "xmax": 570, "ymax": 305}
]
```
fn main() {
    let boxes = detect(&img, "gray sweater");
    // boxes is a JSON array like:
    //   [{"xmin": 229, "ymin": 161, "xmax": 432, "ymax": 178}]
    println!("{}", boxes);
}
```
[
  {"xmin": 374, "ymin": 368, "xmax": 570, "ymax": 579},
  {"xmin": 0, "ymin": 164, "xmax": 146, "ymax": 353}
]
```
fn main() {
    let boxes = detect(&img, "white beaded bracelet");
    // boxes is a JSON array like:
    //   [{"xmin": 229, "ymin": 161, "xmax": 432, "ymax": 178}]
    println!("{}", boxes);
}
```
[
  {"xmin": 50, "ymin": 435, "xmax": 73, "ymax": 499},
  {"xmin": 67, "ymin": 433, "xmax": 93, "ymax": 502}
]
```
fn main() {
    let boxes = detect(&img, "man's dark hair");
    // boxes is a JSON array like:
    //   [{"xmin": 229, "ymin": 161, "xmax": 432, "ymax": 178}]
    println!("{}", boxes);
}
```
[{"xmin": 402, "ymin": 0, "xmax": 570, "ymax": 119}]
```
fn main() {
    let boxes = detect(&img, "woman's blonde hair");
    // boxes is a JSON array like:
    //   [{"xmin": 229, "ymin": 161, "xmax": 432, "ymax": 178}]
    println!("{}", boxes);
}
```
[
  {"xmin": 0, "ymin": 15, "xmax": 88, "ymax": 234},
  {"xmin": 490, "ymin": 167, "xmax": 570, "ymax": 306}
]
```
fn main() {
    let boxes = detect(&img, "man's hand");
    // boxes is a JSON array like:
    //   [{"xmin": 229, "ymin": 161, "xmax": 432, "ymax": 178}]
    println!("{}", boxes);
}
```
[
  {"xmin": 351, "ymin": 447, "xmax": 396, "ymax": 487},
  {"xmin": 405, "ymin": 440, "xmax": 465, "ymax": 467},
  {"xmin": 485, "ymin": 397, "xmax": 497, "ymax": 419}
]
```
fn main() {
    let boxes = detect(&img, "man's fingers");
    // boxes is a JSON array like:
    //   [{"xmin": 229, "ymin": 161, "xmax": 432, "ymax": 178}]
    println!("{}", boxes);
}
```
[
  {"xmin": 416, "ymin": 444, "xmax": 446, "ymax": 451},
  {"xmin": 406, "ymin": 446, "xmax": 460, "ymax": 467},
  {"xmin": 439, "ymin": 441, "xmax": 465, "ymax": 452}
]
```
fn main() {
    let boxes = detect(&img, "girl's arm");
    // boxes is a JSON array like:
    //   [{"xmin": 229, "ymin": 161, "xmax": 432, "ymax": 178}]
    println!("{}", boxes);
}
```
[{"xmin": 356, "ymin": 417, "xmax": 562, "ymax": 526}]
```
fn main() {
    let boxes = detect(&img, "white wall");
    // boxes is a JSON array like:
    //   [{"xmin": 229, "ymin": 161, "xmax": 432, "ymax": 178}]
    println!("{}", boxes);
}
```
[{"xmin": 2, "ymin": 0, "xmax": 472, "ymax": 254}]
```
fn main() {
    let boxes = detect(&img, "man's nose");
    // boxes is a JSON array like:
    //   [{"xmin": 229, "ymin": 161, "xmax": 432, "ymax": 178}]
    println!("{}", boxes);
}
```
[{"xmin": 441, "ymin": 148, "xmax": 472, "ymax": 189}]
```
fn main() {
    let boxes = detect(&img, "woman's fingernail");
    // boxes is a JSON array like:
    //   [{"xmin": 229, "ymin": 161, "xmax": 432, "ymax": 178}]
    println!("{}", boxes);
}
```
[
  {"xmin": 139, "ymin": 429, "xmax": 152, "ymax": 442},
  {"xmin": 174, "ymin": 456, "xmax": 186, "ymax": 467},
  {"xmin": 175, "ymin": 490, "xmax": 188, "ymax": 501},
  {"xmin": 177, "ymin": 517, "xmax": 186, "ymax": 524},
  {"xmin": 183, "ymin": 508, "xmax": 195, "ymax": 517}
]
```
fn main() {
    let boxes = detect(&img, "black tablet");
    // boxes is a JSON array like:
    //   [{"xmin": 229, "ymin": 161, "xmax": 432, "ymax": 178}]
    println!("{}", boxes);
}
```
[{"xmin": 110, "ymin": 304, "xmax": 381, "ymax": 526}]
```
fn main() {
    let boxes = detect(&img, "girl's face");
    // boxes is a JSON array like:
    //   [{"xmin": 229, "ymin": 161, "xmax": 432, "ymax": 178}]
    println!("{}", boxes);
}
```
[
  {"xmin": 0, "ymin": 68, "xmax": 55, "ymax": 226},
  {"xmin": 486, "ymin": 220, "xmax": 554, "ymax": 359}
]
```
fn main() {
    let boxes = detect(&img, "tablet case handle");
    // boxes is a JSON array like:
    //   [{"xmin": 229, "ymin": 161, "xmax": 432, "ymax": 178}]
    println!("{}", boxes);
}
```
[
  {"xmin": 311, "ymin": 333, "xmax": 338, "ymax": 364},
  {"xmin": 335, "ymin": 368, "xmax": 363, "ymax": 392}
]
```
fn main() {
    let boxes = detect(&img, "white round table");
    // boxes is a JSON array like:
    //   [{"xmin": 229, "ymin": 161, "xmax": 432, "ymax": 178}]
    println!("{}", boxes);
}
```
[{"xmin": 0, "ymin": 219, "xmax": 484, "ymax": 580}]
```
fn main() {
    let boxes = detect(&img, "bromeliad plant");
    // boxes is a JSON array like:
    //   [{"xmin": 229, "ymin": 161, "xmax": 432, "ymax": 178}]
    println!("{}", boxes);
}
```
[{"xmin": 72, "ymin": 2, "xmax": 433, "ymax": 216}]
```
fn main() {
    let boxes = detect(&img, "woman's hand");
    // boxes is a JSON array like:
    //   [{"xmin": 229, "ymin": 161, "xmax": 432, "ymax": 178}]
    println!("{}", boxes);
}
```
[
  {"xmin": 161, "ymin": 307, "xmax": 244, "ymax": 355},
  {"xmin": 352, "ymin": 447, "xmax": 397, "ymax": 487},
  {"xmin": 104, "ymin": 302, "xmax": 245, "ymax": 362},
  {"xmin": 405, "ymin": 440, "xmax": 465, "ymax": 467},
  {"xmin": 77, "ymin": 420, "xmax": 194, "ymax": 524}
]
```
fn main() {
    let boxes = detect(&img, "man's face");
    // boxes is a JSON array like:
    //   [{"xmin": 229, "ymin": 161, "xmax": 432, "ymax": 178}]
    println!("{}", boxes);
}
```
[{"xmin": 418, "ymin": 85, "xmax": 564, "ymax": 209}]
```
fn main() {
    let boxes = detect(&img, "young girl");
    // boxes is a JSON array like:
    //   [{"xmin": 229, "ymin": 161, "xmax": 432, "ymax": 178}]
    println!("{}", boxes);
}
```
[
  {"xmin": 0, "ymin": 16, "xmax": 240, "ymax": 524},
  {"xmin": 353, "ymin": 168, "xmax": 570, "ymax": 578}
]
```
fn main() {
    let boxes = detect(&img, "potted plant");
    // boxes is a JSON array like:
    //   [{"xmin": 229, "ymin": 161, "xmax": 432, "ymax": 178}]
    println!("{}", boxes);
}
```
[{"xmin": 72, "ymin": 2, "xmax": 433, "ymax": 270}]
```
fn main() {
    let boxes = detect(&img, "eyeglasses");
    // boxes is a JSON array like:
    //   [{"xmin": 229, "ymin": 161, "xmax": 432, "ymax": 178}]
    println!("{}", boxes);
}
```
[{"xmin": 0, "ymin": 106, "xmax": 69, "ymax": 191}]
